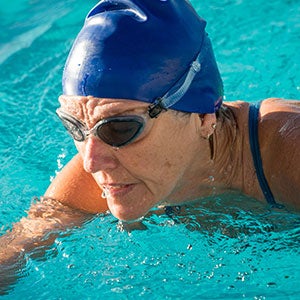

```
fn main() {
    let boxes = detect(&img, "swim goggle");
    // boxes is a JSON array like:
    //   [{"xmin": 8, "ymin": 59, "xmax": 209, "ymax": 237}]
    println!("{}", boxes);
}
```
[
  {"xmin": 56, "ymin": 51, "xmax": 203, "ymax": 147},
  {"xmin": 55, "ymin": 108, "xmax": 156, "ymax": 147}
]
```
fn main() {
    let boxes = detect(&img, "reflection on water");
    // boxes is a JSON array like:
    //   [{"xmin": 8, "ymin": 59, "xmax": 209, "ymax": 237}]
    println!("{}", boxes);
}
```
[
  {"xmin": 0, "ymin": 0, "xmax": 299, "ymax": 298},
  {"xmin": 2, "ymin": 194, "xmax": 300, "ymax": 298}
]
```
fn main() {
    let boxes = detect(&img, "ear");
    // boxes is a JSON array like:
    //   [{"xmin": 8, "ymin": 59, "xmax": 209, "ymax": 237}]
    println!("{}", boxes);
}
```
[{"xmin": 199, "ymin": 113, "xmax": 217, "ymax": 139}]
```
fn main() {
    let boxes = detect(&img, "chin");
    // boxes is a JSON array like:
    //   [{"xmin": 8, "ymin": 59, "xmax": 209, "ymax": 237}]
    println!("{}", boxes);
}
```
[
  {"xmin": 108, "ymin": 202, "xmax": 149, "ymax": 222},
  {"xmin": 105, "ymin": 188, "xmax": 158, "ymax": 222},
  {"xmin": 111, "ymin": 208, "xmax": 147, "ymax": 222}
]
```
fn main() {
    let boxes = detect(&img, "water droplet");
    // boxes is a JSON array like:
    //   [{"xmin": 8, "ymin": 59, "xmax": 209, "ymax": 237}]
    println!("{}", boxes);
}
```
[{"xmin": 101, "ymin": 190, "xmax": 107, "ymax": 199}]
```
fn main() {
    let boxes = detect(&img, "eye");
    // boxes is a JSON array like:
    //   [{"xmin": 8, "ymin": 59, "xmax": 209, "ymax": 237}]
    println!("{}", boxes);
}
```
[
  {"xmin": 97, "ymin": 119, "xmax": 144, "ymax": 147},
  {"xmin": 60, "ymin": 118, "xmax": 85, "ymax": 142}
]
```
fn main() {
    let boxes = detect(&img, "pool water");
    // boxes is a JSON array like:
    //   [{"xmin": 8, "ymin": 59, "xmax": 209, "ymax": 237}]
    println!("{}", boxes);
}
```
[{"xmin": 0, "ymin": 0, "xmax": 299, "ymax": 298}]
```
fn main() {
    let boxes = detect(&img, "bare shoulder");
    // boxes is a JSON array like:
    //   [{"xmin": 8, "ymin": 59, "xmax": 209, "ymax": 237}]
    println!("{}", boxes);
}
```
[
  {"xmin": 260, "ymin": 97, "xmax": 300, "ymax": 114},
  {"xmin": 259, "ymin": 98, "xmax": 300, "ymax": 207},
  {"xmin": 45, "ymin": 154, "xmax": 108, "ymax": 214},
  {"xmin": 260, "ymin": 98, "xmax": 300, "ymax": 142}
]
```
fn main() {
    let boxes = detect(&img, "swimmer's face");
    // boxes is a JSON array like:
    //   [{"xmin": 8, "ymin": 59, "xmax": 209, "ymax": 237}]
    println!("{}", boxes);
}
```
[{"xmin": 58, "ymin": 96, "xmax": 202, "ymax": 221}]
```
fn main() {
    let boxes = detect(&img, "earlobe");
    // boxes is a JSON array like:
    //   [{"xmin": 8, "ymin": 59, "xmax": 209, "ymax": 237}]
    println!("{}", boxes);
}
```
[{"xmin": 199, "ymin": 113, "xmax": 217, "ymax": 139}]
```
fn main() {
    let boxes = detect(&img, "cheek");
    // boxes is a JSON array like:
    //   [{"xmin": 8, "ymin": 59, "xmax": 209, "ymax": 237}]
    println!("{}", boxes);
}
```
[{"xmin": 122, "ymin": 132, "xmax": 188, "ymax": 196}]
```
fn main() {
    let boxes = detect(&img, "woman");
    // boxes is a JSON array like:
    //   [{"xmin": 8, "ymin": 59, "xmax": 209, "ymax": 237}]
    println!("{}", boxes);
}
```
[
  {"xmin": 0, "ymin": 0, "xmax": 299, "ymax": 279},
  {"xmin": 45, "ymin": 0, "xmax": 299, "ymax": 221}
]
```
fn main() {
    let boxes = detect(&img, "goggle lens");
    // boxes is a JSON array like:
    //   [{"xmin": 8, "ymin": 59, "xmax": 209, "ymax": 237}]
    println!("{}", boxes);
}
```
[
  {"xmin": 56, "ymin": 109, "xmax": 145, "ymax": 147},
  {"xmin": 97, "ymin": 119, "xmax": 144, "ymax": 147}
]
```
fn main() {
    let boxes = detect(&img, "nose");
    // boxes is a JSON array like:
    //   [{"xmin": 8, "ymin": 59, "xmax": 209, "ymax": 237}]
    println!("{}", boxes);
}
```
[{"xmin": 81, "ymin": 136, "xmax": 118, "ymax": 173}]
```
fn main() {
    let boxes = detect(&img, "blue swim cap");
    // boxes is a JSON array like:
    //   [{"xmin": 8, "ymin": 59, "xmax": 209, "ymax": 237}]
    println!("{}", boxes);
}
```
[{"xmin": 63, "ymin": 0, "xmax": 223, "ymax": 114}]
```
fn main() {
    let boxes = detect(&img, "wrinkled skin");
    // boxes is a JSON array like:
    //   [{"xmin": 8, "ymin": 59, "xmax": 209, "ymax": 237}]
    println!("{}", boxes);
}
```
[
  {"xmin": 52, "ymin": 96, "xmax": 300, "ymax": 221},
  {"xmin": 57, "ymin": 96, "xmax": 217, "ymax": 221}
]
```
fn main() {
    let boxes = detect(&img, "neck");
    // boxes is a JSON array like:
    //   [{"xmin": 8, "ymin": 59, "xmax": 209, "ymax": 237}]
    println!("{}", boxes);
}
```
[
  {"xmin": 196, "ymin": 103, "xmax": 253, "ymax": 198},
  {"xmin": 210, "ymin": 118, "xmax": 241, "ymax": 191},
  {"xmin": 166, "ymin": 102, "xmax": 260, "ymax": 205},
  {"xmin": 165, "ymin": 114, "xmax": 241, "ymax": 204},
  {"xmin": 209, "ymin": 102, "xmax": 261, "ymax": 197}
]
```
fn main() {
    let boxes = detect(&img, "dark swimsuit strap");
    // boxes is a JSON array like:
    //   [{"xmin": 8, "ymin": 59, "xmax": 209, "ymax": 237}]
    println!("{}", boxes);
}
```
[{"xmin": 248, "ymin": 102, "xmax": 283, "ymax": 208}]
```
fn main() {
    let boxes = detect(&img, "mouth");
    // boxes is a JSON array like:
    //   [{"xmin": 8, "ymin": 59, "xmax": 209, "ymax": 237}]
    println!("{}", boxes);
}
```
[
  {"xmin": 101, "ymin": 183, "xmax": 135, "ymax": 198},
  {"xmin": 99, "ymin": 181, "xmax": 152, "ymax": 221}
]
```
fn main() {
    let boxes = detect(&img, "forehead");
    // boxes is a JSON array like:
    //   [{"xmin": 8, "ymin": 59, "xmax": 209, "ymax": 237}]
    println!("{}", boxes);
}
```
[{"xmin": 58, "ymin": 95, "xmax": 149, "ymax": 118}]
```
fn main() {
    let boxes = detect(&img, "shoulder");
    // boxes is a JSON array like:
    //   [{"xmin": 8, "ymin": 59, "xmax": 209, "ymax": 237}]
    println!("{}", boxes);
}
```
[
  {"xmin": 45, "ymin": 154, "xmax": 108, "ymax": 213},
  {"xmin": 223, "ymin": 98, "xmax": 300, "ymax": 207},
  {"xmin": 222, "ymin": 98, "xmax": 300, "ymax": 141},
  {"xmin": 259, "ymin": 98, "xmax": 300, "ymax": 143},
  {"xmin": 259, "ymin": 98, "xmax": 300, "ymax": 207},
  {"xmin": 260, "ymin": 97, "xmax": 300, "ymax": 115}
]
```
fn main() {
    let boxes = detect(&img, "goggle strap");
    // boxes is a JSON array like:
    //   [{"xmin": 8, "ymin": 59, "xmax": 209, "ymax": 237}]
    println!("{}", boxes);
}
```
[
  {"xmin": 148, "ymin": 98, "xmax": 167, "ymax": 118},
  {"xmin": 149, "ymin": 51, "xmax": 201, "ymax": 118}
]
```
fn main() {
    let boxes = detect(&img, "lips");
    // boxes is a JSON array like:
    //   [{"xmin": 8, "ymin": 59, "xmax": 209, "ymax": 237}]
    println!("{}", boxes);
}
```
[{"xmin": 102, "ymin": 183, "xmax": 135, "ymax": 197}]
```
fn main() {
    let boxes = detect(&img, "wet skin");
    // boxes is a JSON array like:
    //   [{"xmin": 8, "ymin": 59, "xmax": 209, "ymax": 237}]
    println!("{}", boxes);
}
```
[
  {"xmin": 50, "ymin": 97, "xmax": 300, "ymax": 221},
  {"xmin": 58, "ymin": 96, "xmax": 217, "ymax": 221}
]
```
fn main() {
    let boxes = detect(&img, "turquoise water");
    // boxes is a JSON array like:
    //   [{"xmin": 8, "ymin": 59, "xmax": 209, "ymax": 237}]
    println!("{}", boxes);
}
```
[{"xmin": 0, "ymin": 0, "xmax": 299, "ymax": 298}]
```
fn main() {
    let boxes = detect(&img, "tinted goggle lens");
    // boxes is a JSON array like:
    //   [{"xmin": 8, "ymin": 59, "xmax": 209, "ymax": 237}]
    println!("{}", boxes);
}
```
[
  {"xmin": 97, "ymin": 119, "xmax": 144, "ymax": 147},
  {"xmin": 56, "ymin": 109, "xmax": 145, "ymax": 147}
]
